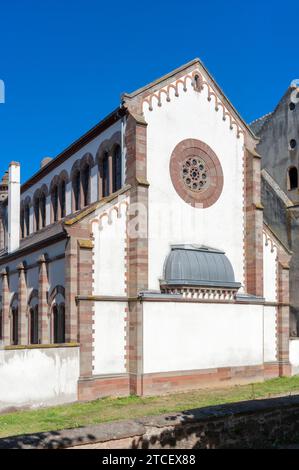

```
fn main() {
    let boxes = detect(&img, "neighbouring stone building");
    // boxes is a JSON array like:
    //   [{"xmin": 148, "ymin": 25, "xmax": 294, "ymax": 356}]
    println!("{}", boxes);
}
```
[
  {"xmin": 0, "ymin": 58, "xmax": 297, "ymax": 411},
  {"xmin": 251, "ymin": 85, "xmax": 299, "ymax": 342}
]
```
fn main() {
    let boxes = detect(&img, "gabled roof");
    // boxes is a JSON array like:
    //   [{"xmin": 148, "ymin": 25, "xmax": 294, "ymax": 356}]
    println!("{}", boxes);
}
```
[
  {"xmin": 21, "ymin": 107, "xmax": 126, "ymax": 194},
  {"xmin": 0, "ymin": 222, "xmax": 66, "ymax": 264},
  {"xmin": 123, "ymin": 58, "xmax": 258, "ymax": 141},
  {"xmin": 250, "ymin": 85, "xmax": 296, "ymax": 135},
  {"xmin": 20, "ymin": 57, "xmax": 258, "ymax": 194},
  {"xmin": 250, "ymin": 112, "xmax": 273, "ymax": 134}
]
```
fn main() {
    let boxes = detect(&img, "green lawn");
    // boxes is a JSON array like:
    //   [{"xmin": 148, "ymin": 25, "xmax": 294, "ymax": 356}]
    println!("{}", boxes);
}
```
[{"xmin": 0, "ymin": 376, "xmax": 299, "ymax": 439}]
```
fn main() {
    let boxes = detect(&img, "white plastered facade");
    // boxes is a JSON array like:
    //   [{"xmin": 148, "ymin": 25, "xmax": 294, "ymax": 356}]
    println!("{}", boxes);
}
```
[
  {"xmin": 143, "ymin": 75, "xmax": 245, "ymax": 291},
  {"xmin": 91, "ymin": 196, "xmax": 128, "ymax": 375}
]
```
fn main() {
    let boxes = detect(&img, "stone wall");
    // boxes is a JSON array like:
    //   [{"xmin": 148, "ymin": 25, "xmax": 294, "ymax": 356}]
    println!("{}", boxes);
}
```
[{"xmin": 2, "ymin": 395, "xmax": 299, "ymax": 449}]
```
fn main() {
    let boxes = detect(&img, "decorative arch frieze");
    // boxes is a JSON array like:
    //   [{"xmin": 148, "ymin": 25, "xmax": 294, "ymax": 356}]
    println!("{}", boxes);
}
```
[
  {"xmin": 263, "ymin": 228, "xmax": 279, "ymax": 260},
  {"xmin": 89, "ymin": 198, "xmax": 128, "ymax": 233},
  {"xmin": 142, "ymin": 69, "xmax": 245, "ymax": 139}
]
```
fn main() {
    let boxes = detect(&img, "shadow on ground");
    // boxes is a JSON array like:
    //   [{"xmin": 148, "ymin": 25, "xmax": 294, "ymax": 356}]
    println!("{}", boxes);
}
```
[{"xmin": 1, "ymin": 395, "xmax": 299, "ymax": 449}]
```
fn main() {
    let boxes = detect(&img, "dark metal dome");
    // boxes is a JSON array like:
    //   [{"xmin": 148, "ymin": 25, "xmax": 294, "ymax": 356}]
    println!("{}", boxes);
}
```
[{"xmin": 162, "ymin": 245, "xmax": 241, "ymax": 289}]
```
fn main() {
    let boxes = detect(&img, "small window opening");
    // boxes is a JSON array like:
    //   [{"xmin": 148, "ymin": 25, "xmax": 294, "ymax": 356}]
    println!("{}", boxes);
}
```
[
  {"xmin": 290, "ymin": 139, "xmax": 297, "ymax": 150},
  {"xmin": 288, "ymin": 166, "xmax": 298, "ymax": 190}
]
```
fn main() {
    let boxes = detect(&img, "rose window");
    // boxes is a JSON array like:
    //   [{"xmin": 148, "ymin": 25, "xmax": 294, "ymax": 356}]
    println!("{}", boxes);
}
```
[{"xmin": 181, "ymin": 156, "xmax": 209, "ymax": 191}]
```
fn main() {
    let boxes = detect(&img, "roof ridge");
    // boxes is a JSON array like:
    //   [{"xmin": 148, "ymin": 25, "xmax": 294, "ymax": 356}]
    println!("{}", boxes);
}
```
[
  {"xmin": 124, "ymin": 57, "xmax": 257, "ymax": 141},
  {"xmin": 261, "ymin": 169, "xmax": 293, "ymax": 207},
  {"xmin": 250, "ymin": 111, "xmax": 273, "ymax": 126}
]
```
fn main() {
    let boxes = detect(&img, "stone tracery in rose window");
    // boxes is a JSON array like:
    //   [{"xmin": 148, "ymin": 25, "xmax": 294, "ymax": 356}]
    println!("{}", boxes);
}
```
[{"xmin": 181, "ymin": 156, "xmax": 209, "ymax": 192}]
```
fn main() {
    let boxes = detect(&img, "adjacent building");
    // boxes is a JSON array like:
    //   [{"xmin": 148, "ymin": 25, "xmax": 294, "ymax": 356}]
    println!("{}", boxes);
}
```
[{"xmin": 251, "ymin": 85, "xmax": 299, "ymax": 337}]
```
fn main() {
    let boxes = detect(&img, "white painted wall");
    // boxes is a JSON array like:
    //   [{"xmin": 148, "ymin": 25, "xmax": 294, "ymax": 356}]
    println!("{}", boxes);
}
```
[
  {"xmin": 143, "ymin": 302, "xmax": 269, "ymax": 374},
  {"xmin": 93, "ymin": 301, "xmax": 126, "ymax": 375},
  {"xmin": 143, "ymin": 75, "xmax": 245, "ymax": 291},
  {"xmin": 263, "ymin": 306, "xmax": 277, "ymax": 362},
  {"xmin": 263, "ymin": 232, "xmax": 277, "ymax": 302},
  {"xmin": 0, "ymin": 346, "xmax": 79, "ymax": 411},
  {"xmin": 92, "ymin": 201, "xmax": 127, "ymax": 296},
  {"xmin": 290, "ymin": 339, "xmax": 299, "ymax": 375}
]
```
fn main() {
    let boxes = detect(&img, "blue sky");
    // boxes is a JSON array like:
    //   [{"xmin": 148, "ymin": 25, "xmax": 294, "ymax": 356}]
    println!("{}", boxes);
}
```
[{"xmin": 0, "ymin": 0, "xmax": 298, "ymax": 182}]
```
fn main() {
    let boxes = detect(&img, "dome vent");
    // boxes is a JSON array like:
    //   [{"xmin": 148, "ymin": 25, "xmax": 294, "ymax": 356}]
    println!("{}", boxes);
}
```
[{"xmin": 161, "ymin": 245, "xmax": 241, "ymax": 292}]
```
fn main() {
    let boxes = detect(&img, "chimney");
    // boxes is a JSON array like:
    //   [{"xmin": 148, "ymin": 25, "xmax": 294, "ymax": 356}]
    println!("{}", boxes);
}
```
[
  {"xmin": 8, "ymin": 162, "xmax": 20, "ymax": 253},
  {"xmin": 40, "ymin": 156, "xmax": 52, "ymax": 168},
  {"xmin": 0, "ymin": 171, "xmax": 8, "ymax": 252}
]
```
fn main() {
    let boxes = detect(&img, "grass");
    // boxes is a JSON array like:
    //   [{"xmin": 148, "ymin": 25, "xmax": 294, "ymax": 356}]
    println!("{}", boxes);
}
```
[{"xmin": 0, "ymin": 376, "xmax": 299, "ymax": 439}]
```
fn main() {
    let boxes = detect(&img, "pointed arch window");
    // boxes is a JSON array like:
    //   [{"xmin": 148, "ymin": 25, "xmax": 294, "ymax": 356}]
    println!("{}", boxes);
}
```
[
  {"xmin": 53, "ymin": 304, "xmax": 65, "ymax": 344},
  {"xmin": 288, "ymin": 166, "xmax": 298, "ymax": 190},
  {"xmin": 11, "ymin": 307, "xmax": 18, "ymax": 345},
  {"xmin": 30, "ymin": 305, "xmax": 39, "ymax": 344}
]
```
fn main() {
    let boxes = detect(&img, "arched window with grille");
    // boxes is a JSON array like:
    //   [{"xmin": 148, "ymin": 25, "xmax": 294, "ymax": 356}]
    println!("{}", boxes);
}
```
[{"xmin": 113, "ymin": 145, "xmax": 122, "ymax": 193}]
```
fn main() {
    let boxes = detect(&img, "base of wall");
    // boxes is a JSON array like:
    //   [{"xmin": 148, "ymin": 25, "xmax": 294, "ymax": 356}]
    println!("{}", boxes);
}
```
[
  {"xmin": 141, "ymin": 363, "xmax": 282, "ymax": 395},
  {"xmin": 77, "ymin": 363, "xmax": 289, "ymax": 401},
  {"xmin": 78, "ymin": 374, "xmax": 130, "ymax": 401}
]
